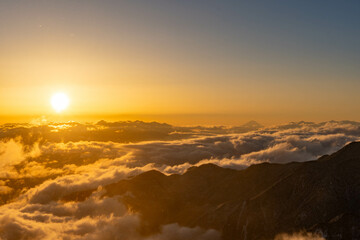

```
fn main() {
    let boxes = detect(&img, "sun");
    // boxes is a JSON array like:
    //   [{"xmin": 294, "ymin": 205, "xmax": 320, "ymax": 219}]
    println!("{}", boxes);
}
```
[{"xmin": 51, "ymin": 93, "xmax": 70, "ymax": 113}]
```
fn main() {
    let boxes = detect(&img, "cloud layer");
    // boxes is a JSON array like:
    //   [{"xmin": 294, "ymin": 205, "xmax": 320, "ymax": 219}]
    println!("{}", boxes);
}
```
[
  {"xmin": 0, "ymin": 190, "xmax": 220, "ymax": 240},
  {"xmin": 0, "ymin": 120, "xmax": 359, "ymax": 239}
]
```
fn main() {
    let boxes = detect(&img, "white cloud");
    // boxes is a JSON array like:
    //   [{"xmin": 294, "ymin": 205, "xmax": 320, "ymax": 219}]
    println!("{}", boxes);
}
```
[
  {"xmin": 274, "ymin": 232, "xmax": 325, "ymax": 240},
  {"xmin": 0, "ymin": 189, "xmax": 221, "ymax": 240},
  {"xmin": 0, "ymin": 120, "xmax": 359, "ymax": 239}
]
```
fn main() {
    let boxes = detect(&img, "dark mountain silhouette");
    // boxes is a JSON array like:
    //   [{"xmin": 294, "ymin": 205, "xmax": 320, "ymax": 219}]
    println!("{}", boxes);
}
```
[{"xmin": 66, "ymin": 142, "xmax": 360, "ymax": 239}]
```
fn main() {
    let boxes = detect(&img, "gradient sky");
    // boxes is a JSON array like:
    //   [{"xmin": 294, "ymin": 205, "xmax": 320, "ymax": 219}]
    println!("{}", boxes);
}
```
[{"xmin": 0, "ymin": 0, "xmax": 359, "ymax": 125}]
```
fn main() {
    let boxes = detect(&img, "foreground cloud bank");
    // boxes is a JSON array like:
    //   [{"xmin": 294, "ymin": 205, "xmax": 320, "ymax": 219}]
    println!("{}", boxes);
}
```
[
  {"xmin": 0, "ymin": 120, "xmax": 359, "ymax": 239},
  {"xmin": 0, "ymin": 191, "xmax": 221, "ymax": 240}
]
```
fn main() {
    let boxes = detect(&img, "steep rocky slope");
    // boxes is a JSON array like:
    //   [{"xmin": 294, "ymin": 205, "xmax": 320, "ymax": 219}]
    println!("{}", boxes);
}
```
[{"xmin": 67, "ymin": 142, "xmax": 360, "ymax": 239}]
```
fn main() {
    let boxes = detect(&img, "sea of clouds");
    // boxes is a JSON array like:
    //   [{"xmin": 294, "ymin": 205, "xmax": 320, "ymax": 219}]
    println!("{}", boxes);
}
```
[{"xmin": 0, "ymin": 120, "xmax": 359, "ymax": 239}]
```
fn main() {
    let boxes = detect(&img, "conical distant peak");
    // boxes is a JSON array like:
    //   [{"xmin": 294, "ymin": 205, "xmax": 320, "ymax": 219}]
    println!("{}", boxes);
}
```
[{"xmin": 242, "ymin": 120, "xmax": 263, "ymax": 128}]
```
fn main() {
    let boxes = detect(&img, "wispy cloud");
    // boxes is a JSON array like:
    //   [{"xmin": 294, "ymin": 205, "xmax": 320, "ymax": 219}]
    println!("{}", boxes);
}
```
[{"xmin": 0, "ymin": 120, "xmax": 359, "ymax": 239}]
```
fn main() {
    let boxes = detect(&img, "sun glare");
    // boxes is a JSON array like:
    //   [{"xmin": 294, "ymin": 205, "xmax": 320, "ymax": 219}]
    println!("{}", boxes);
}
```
[{"xmin": 51, "ymin": 93, "xmax": 70, "ymax": 113}]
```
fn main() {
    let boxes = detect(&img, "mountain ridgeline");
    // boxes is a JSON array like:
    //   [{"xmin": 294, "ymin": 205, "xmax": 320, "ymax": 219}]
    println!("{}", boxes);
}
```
[{"xmin": 68, "ymin": 142, "xmax": 360, "ymax": 239}]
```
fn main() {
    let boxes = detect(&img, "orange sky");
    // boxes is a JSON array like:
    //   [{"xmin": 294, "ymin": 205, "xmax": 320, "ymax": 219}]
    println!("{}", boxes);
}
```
[{"xmin": 1, "ymin": 1, "xmax": 360, "ymax": 125}]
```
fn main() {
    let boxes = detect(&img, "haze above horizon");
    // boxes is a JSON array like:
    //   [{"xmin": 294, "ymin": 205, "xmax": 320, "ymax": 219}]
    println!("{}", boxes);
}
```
[{"xmin": 1, "ymin": 0, "xmax": 359, "ymax": 124}]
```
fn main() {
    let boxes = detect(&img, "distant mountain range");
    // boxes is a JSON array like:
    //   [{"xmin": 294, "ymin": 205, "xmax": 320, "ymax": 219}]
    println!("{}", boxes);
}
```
[
  {"xmin": 0, "ymin": 120, "xmax": 263, "ymax": 146},
  {"xmin": 65, "ymin": 142, "xmax": 360, "ymax": 239}
]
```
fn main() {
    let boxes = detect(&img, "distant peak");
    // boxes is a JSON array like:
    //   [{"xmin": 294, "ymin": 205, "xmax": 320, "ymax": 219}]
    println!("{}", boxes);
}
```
[{"xmin": 242, "ymin": 120, "xmax": 263, "ymax": 127}]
